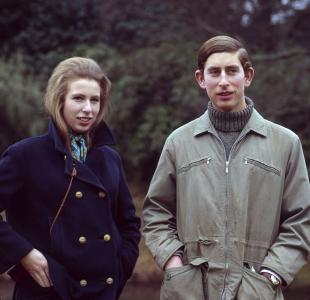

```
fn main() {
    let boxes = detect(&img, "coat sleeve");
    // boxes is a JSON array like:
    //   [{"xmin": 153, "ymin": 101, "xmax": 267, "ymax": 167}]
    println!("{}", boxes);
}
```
[
  {"xmin": 114, "ymin": 154, "xmax": 141, "ymax": 294},
  {"xmin": 0, "ymin": 147, "xmax": 34, "ymax": 273},
  {"xmin": 142, "ymin": 136, "xmax": 184, "ymax": 269},
  {"xmin": 261, "ymin": 136, "xmax": 310, "ymax": 286}
]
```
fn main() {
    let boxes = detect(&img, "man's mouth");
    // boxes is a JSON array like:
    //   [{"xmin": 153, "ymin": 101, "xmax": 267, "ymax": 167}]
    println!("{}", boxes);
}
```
[{"xmin": 217, "ymin": 91, "xmax": 233, "ymax": 96}]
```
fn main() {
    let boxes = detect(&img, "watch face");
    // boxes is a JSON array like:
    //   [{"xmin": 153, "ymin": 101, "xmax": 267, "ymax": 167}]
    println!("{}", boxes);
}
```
[{"xmin": 270, "ymin": 275, "xmax": 280, "ymax": 286}]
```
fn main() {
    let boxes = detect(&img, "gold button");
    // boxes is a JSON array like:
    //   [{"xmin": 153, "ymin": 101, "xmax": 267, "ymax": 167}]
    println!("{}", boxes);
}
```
[
  {"xmin": 75, "ymin": 191, "xmax": 83, "ymax": 199},
  {"xmin": 98, "ymin": 191, "xmax": 106, "ymax": 198},
  {"xmin": 103, "ymin": 234, "xmax": 111, "ymax": 242},
  {"xmin": 106, "ymin": 277, "xmax": 113, "ymax": 285},
  {"xmin": 64, "ymin": 155, "xmax": 67, "ymax": 160},
  {"xmin": 80, "ymin": 279, "xmax": 87, "ymax": 287},
  {"xmin": 78, "ymin": 236, "xmax": 87, "ymax": 244}
]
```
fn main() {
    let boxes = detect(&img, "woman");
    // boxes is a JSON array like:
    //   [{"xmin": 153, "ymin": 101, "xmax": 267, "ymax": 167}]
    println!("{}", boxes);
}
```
[{"xmin": 0, "ymin": 57, "xmax": 141, "ymax": 299}]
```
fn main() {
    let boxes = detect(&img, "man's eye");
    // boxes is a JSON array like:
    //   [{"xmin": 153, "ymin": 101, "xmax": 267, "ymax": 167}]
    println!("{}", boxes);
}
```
[
  {"xmin": 209, "ymin": 70, "xmax": 220, "ymax": 76},
  {"xmin": 227, "ymin": 68, "xmax": 238, "ymax": 75},
  {"xmin": 91, "ymin": 98, "xmax": 100, "ymax": 102}
]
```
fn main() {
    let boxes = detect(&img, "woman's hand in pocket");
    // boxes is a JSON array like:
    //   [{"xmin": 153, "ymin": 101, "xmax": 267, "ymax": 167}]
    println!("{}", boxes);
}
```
[{"xmin": 20, "ymin": 248, "xmax": 53, "ymax": 287}]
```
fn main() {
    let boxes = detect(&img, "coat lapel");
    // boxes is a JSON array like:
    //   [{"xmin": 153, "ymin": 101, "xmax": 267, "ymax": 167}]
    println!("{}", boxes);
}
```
[{"xmin": 49, "ymin": 118, "xmax": 116, "ymax": 191}]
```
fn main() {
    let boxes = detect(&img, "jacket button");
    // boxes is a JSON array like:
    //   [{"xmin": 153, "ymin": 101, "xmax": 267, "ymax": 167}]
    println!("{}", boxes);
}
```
[
  {"xmin": 80, "ymin": 279, "xmax": 87, "ymax": 287},
  {"xmin": 106, "ymin": 277, "xmax": 113, "ymax": 285},
  {"xmin": 78, "ymin": 236, "xmax": 87, "ymax": 244},
  {"xmin": 75, "ymin": 191, "xmax": 83, "ymax": 199},
  {"xmin": 103, "ymin": 234, "xmax": 111, "ymax": 242},
  {"xmin": 98, "ymin": 191, "xmax": 106, "ymax": 198},
  {"xmin": 64, "ymin": 155, "xmax": 67, "ymax": 160}
]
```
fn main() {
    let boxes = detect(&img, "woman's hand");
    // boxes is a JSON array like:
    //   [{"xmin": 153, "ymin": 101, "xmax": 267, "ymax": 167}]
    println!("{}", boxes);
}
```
[
  {"xmin": 20, "ymin": 248, "xmax": 53, "ymax": 287},
  {"xmin": 164, "ymin": 255, "xmax": 183, "ymax": 270}
]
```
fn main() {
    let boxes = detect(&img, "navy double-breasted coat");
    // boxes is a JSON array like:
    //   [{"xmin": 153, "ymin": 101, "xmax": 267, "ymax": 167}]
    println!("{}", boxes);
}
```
[{"xmin": 0, "ymin": 120, "xmax": 141, "ymax": 299}]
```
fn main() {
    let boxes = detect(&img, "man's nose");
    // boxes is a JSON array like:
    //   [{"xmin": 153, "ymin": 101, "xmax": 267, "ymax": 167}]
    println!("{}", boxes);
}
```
[{"xmin": 218, "ymin": 71, "xmax": 229, "ymax": 86}]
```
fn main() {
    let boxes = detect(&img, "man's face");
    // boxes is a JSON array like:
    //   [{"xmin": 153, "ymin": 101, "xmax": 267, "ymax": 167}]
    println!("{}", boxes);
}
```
[{"xmin": 195, "ymin": 52, "xmax": 254, "ymax": 112}]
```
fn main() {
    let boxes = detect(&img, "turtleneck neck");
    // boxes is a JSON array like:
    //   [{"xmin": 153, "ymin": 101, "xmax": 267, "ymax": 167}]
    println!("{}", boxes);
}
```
[
  {"xmin": 207, "ymin": 97, "xmax": 254, "ymax": 159},
  {"xmin": 208, "ymin": 97, "xmax": 254, "ymax": 132}
]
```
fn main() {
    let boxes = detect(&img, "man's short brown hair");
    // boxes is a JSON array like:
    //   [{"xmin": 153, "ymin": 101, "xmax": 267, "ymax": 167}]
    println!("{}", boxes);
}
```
[{"xmin": 197, "ymin": 36, "xmax": 252, "ymax": 71}]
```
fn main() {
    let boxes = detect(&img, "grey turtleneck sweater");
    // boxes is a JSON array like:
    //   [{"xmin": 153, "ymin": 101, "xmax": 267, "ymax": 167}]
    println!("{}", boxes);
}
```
[{"xmin": 208, "ymin": 98, "xmax": 254, "ymax": 159}]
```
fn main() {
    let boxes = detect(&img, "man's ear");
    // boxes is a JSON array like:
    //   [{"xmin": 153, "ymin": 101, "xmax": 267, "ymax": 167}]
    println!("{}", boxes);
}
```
[
  {"xmin": 195, "ymin": 69, "xmax": 206, "ymax": 89},
  {"xmin": 244, "ymin": 67, "xmax": 254, "ymax": 87}
]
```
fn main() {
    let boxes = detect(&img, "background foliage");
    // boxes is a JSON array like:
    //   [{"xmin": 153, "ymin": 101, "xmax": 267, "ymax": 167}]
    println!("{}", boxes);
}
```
[
  {"xmin": 0, "ymin": 1, "xmax": 310, "ymax": 298},
  {"xmin": 1, "ymin": 0, "xmax": 309, "ymax": 181},
  {"xmin": 1, "ymin": 0, "xmax": 310, "ymax": 181}
]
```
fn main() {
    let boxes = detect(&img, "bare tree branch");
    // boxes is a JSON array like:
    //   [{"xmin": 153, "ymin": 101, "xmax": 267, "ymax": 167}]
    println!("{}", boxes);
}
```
[{"xmin": 253, "ymin": 49, "xmax": 310, "ymax": 62}]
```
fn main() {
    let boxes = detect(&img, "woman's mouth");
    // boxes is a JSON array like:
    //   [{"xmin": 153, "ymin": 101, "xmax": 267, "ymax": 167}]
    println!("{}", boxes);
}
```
[{"xmin": 77, "ymin": 117, "xmax": 92, "ymax": 124}]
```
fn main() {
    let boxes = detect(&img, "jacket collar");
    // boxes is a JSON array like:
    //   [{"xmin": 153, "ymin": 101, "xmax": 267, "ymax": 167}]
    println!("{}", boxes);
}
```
[
  {"xmin": 48, "ymin": 118, "xmax": 116, "ymax": 191},
  {"xmin": 242, "ymin": 109, "xmax": 267, "ymax": 137},
  {"xmin": 194, "ymin": 108, "xmax": 267, "ymax": 137},
  {"xmin": 48, "ymin": 118, "xmax": 116, "ymax": 154}
]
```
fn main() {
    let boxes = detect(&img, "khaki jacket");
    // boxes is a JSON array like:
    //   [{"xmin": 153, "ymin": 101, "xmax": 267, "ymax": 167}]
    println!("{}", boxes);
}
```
[{"xmin": 143, "ymin": 109, "xmax": 310, "ymax": 300}]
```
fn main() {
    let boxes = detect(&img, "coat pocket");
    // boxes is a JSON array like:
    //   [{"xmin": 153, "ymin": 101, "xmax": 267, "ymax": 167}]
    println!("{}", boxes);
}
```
[
  {"xmin": 177, "ymin": 157, "xmax": 212, "ymax": 174},
  {"xmin": 244, "ymin": 157, "xmax": 281, "ymax": 176},
  {"xmin": 236, "ymin": 266, "xmax": 284, "ymax": 300},
  {"xmin": 160, "ymin": 263, "xmax": 207, "ymax": 300}
]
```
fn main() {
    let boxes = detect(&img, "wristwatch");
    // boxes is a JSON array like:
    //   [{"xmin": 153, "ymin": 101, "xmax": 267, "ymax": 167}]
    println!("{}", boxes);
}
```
[{"xmin": 260, "ymin": 272, "xmax": 281, "ymax": 287}]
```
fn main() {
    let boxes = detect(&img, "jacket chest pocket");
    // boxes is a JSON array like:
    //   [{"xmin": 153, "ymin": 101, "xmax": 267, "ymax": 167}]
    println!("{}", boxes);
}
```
[
  {"xmin": 244, "ymin": 157, "xmax": 281, "ymax": 176},
  {"xmin": 177, "ymin": 157, "xmax": 212, "ymax": 174}
]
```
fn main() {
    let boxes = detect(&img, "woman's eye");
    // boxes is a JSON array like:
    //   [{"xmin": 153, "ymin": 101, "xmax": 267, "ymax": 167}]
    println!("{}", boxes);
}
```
[
  {"xmin": 91, "ymin": 98, "xmax": 100, "ymax": 102},
  {"xmin": 73, "ymin": 96, "xmax": 83, "ymax": 101}
]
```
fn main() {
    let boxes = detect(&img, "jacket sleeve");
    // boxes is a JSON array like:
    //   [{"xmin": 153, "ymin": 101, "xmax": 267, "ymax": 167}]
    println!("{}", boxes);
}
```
[
  {"xmin": 114, "ymin": 154, "xmax": 141, "ymax": 294},
  {"xmin": 142, "ymin": 136, "xmax": 184, "ymax": 269},
  {"xmin": 0, "ymin": 147, "xmax": 34, "ymax": 273},
  {"xmin": 261, "ymin": 136, "xmax": 310, "ymax": 286}
]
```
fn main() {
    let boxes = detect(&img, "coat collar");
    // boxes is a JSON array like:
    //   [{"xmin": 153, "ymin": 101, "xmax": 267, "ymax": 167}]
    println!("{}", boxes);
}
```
[
  {"xmin": 48, "ymin": 118, "xmax": 116, "ymax": 191},
  {"xmin": 194, "ymin": 108, "xmax": 267, "ymax": 138},
  {"xmin": 48, "ymin": 118, "xmax": 116, "ymax": 154}
]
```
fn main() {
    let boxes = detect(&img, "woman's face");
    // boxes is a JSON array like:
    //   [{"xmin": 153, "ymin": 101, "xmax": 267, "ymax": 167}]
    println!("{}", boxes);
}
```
[{"xmin": 63, "ymin": 78, "xmax": 101, "ymax": 134}]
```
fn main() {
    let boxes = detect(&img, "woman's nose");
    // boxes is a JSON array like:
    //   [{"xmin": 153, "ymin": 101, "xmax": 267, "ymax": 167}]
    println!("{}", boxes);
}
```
[{"xmin": 82, "ymin": 100, "xmax": 91, "ymax": 112}]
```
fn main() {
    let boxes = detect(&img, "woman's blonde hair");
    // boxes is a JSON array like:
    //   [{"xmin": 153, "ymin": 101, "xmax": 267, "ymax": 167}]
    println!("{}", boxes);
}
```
[{"xmin": 44, "ymin": 57, "xmax": 111, "ymax": 148}]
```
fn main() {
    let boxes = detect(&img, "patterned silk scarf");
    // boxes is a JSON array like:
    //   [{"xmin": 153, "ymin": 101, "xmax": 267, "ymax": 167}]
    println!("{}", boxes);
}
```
[{"xmin": 70, "ymin": 133, "xmax": 88, "ymax": 163}]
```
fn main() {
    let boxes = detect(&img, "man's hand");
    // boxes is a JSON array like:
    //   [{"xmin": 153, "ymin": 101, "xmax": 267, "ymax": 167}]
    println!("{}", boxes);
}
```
[
  {"xmin": 164, "ymin": 255, "xmax": 183, "ymax": 270},
  {"xmin": 20, "ymin": 248, "xmax": 52, "ymax": 287}
]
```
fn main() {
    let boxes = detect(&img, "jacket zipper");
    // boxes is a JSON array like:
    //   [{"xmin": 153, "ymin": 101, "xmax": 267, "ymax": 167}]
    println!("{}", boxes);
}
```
[
  {"xmin": 244, "ymin": 158, "xmax": 280, "ymax": 176},
  {"xmin": 210, "ymin": 135, "xmax": 230, "ymax": 300},
  {"xmin": 219, "ymin": 133, "xmax": 248, "ymax": 300},
  {"xmin": 178, "ymin": 157, "xmax": 212, "ymax": 174}
]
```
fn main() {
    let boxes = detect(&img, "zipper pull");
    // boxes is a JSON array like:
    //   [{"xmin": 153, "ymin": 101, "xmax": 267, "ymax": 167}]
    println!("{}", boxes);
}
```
[
  {"xmin": 207, "ymin": 158, "xmax": 211, "ymax": 165},
  {"xmin": 244, "ymin": 158, "xmax": 248, "ymax": 165},
  {"xmin": 225, "ymin": 161, "xmax": 229, "ymax": 174}
]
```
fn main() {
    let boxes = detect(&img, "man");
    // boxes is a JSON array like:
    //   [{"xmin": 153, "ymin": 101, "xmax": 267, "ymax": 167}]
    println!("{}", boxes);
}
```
[{"xmin": 142, "ymin": 36, "xmax": 310, "ymax": 299}]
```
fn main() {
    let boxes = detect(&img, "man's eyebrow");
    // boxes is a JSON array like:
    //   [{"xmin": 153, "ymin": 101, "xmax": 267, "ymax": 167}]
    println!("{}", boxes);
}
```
[
  {"xmin": 206, "ymin": 66, "xmax": 221, "ymax": 71},
  {"xmin": 207, "ymin": 64, "xmax": 240, "ymax": 70},
  {"xmin": 226, "ymin": 64, "xmax": 240, "ymax": 68}
]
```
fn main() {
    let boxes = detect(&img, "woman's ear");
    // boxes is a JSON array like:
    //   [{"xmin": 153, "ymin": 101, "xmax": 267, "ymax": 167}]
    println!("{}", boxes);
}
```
[
  {"xmin": 244, "ymin": 67, "xmax": 255, "ymax": 87},
  {"xmin": 195, "ymin": 69, "xmax": 206, "ymax": 89}
]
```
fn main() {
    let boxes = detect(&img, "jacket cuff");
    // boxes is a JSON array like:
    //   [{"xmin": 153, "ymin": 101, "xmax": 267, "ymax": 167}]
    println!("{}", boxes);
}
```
[
  {"xmin": 155, "ymin": 239, "xmax": 185, "ymax": 269},
  {"xmin": 260, "ymin": 262, "xmax": 289, "ymax": 286},
  {"xmin": 0, "ymin": 240, "xmax": 33, "ymax": 273}
]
